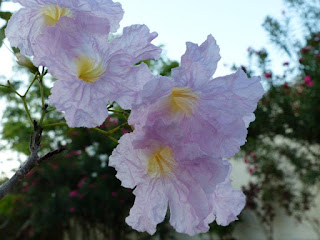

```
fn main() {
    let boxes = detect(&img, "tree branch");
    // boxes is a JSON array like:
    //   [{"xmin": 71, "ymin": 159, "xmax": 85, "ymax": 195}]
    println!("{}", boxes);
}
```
[{"xmin": 0, "ymin": 121, "xmax": 66, "ymax": 200}]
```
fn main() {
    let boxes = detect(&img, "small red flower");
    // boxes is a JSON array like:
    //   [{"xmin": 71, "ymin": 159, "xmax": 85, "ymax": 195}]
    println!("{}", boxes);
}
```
[
  {"xmin": 264, "ymin": 72, "xmax": 272, "ymax": 79},
  {"xmin": 69, "ymin": 190, "xmax": 79, "ymax": 197}
]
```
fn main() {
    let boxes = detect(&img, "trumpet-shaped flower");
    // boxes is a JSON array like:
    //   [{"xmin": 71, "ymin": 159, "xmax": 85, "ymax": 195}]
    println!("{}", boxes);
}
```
[
  {"xmin": 129, "ymin": 35, "xmax": 264, "ymax": 158},
  {"xmin": 109, "ymin": 125, "xmax": 243, "ymax": 236},
  {"xmin": 33, "ymin": 18, "xmax": 160, "ymax": 127},
  {"xmin": 6, "ymin": 0, "xmax": 123, "ymax": 55}
]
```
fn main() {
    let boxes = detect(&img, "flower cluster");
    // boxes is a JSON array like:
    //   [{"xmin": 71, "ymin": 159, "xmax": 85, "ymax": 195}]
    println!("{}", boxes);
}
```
[{"xmin": 6, "ymin": 0, "xmax": 264, "ymax": 236}]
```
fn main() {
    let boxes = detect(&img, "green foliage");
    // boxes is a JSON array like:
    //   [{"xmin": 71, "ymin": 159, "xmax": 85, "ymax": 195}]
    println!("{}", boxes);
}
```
[
  {"xmin": 0, "ymin": 10, "xmax": 11, "ymax": 48},
  {"xmin": 235, "ymin": 1, "xmax": 320, "ymax": 239}
]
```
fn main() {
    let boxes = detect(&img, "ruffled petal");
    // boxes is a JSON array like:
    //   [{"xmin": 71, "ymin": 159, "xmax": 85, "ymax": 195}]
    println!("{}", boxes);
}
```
[
  {"xmin": 128, "ymin": 76, "xmax": 175, "ymax": 129},
  {"xmin": 187, "ymin": 159, "xmax": 231, "ymax": 195},
  {"xmin": 202, "ymin": 69, "xmax": 264, "ymax": 119},
  {"xmin": 212, "ymin": 180, "xmax": 246, "ymax": 226},
  {"xmin": 193, "ymin": 69, "xmax": 264, "ymax": 157},
  {"xmin": 12, "ymin": 0, "xmax": 38, "ymax": 7},
  {"xmin": 48, "ymin": 80, "xmax": 109, "ymax": 127},
  {"xmin": 166, "ymin": 171, "xmax": 211, "ymax": 236},
  {"xmin": 109, "ymin": 133, "xmax": 147, "ymax": 189},
  {"xmin": 172, "ymin": 34, "xmax": 220, "ymax": 86},
  {"xmin": 126, "ymin": 182, "xmax": 168, "ymax": 235},
  {"xmin": 104, "ymin": 63, "xmax": 155, "ymax": 110},
  {"xmin": 64, "ymin": 0, "xmax": 123, "ymax": 33},
  {"xmin": 5, "ymin": 8, "xmax": 43, "ymax": 56},
  {"xmin": 108, "ymin": 24, "xmax": 161, "ymax": 64}
]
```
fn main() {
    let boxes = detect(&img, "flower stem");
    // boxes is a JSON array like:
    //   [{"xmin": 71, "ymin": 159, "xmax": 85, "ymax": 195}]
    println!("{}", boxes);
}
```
[
  {"xmin": 38, "ymin": 70, "xmax": 47, "ymax": 126},
  {"xmin": 108, "ymin": 109, "xmax": 129, "ymax": 116},
  {"xmin": 23, "ymin": 72, "xmax": 39, "ymax": 97},
  {"xmin": 0, "ymin": 83, "xmax": 9, "ymax": 88},
  {"xmin": 92, "ymin": 122, "xmax": 128, "ymax": 136},
  {"xmin": 108, "ymin": 136, "xmax": 118, "ymax": 144},
  {"xmin": 21, "ymin": 96, "xmax": 33, "ymax": 126}
]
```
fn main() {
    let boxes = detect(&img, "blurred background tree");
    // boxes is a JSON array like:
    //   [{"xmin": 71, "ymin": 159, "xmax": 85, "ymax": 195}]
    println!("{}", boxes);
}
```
[
  {"xmin": 0, "ymin": 0, "xmax": 320, "ymax": 240},
  {"xmin": 235, "ymin": 0, "xmax": 320, "ymax": 239}
]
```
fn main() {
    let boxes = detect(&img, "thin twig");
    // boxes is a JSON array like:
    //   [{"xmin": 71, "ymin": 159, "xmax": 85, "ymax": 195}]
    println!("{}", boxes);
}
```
[{"xmin": 0, "ymin": 121, "xmax": 66, "ymax": 200}]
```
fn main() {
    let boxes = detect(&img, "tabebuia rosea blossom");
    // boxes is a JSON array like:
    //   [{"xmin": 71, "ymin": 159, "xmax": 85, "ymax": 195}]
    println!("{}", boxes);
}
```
[
  {"xmin": 5, "ymin": 0, "xmax": 123, "ymax": 56},
  {"xmin": 32, "ymin": 17, "xmax": 160, "ymax": 127},
  {"xmin": 129, "ymin": 35, "xmax": 264, "ymax": 158},
  {"xmin": 109, "ymin": 125, "xmax": 245, "ymax": 236}
]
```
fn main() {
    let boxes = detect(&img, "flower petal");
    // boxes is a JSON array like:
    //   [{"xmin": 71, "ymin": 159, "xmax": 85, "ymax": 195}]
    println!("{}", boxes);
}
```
[
  {"xmin": 172, "ymin": 34, "xmax": 221, "ymax": 86},
  {"xmin": 109, "ymin": 133, "xmax": 147, "ymax": 189},
  {"xmin": 126, "ymin": 182, "xmax": 168, "ymax": 235},
  {"xmin": 49, "ymin": 80, "xmax": 109, "ymax": 127},
  {"xmin": 212, "ymin": 180, "xmax": 246, "ymax": 226},
  {"xmin": 5, "ymin": 8, "xmax": 43, "ymax": 56},
  {"xmin": 108, "ymin": 24, "xmax": 161, "ymax": 64}
]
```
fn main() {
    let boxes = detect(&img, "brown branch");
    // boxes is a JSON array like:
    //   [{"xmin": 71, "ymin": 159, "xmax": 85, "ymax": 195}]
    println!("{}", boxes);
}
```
[{"xmin": 0, "ymin": 121, "xmax": 66, "ymax": 200}]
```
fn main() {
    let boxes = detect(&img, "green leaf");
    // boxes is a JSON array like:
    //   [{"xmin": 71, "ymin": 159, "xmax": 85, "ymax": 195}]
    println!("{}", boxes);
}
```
[
  {"xmin": 0, "ymin": 11, "xmax": 12, "ymax": 21},
  {"xmin": 0, "ymin": 26, "xmax": 5, "ymax": 48}
]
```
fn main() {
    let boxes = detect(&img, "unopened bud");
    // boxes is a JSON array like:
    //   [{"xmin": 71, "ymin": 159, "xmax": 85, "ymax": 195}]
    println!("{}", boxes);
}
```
[{"xmin": 15, "ymin": 53, "xmax": 38, "ymax": 74}]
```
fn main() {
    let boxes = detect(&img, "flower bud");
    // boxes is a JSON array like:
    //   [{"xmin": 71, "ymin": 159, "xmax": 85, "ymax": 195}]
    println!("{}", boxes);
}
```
[{"xmin": 15, "ymin": 53, "xmax": 38, "ymax": 74}]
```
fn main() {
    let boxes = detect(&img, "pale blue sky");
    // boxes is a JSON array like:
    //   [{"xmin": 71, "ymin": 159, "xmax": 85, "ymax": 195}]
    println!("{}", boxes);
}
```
[
  {"xmin": 119, "ymin": 0, "xmax": 286, "ymax": 76},
  {"xmin": 0, "ymin": 0, "xmax": 286, "ymax": 175}
]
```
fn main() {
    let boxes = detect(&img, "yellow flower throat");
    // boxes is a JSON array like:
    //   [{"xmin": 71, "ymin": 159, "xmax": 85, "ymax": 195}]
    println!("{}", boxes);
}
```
[
  {"xmin": 75, "ymin": 55, "xmax": 105, "ymax": 84},
  {"xmin": 170, "ymin": 87, "xmax": 199, "ymax": 116},
  {"xmin": 42, "ymin": 5, "xmax": 72, "ymax": 26},
  {"xmin": 148, "ymin": 147, "xmax": 176, "ymax": 178}
]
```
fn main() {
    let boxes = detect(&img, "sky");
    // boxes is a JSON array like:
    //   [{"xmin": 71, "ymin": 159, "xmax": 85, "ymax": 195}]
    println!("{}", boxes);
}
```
[{"xmin": 0, "ymin": 0, "xmax": 286, "ymax": 176}]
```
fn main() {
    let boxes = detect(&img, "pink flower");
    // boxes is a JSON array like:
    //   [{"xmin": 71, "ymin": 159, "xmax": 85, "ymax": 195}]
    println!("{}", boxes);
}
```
[
  {"xmin": 34, "ymin": 19, "xmax": 161, "ymax": 127},
  {"xmin": 305, "ymin": 75, "xmax": 312, "ymax": 82},
  {"xmin": 109, "ymin": 131, "xmax": 241, "ymax": 235},
  {"xmin": 69, "ymin": 190, "xmax": 79, "ymax": 197},
  {"xmin": 248, "ymin": 168, "xmax": 254, "ymax": 175},
  {"xmin": 307, "ymin": 81, "xmax": 315, "ymax": 87},
  {"xmin": 304, "ymin": 75, "xmax": 314, "ymax": 87},
  {"xmin": 264, "ymin": 72, "xmax": 272, "ymax": 78},
  {"xmin": 72, "ymin": 150, "xmax": 82, "ymax": 156},
  {"xmin": 283, "ymin": 62, "xmax": 289, "ymax": 66},
  {"xmin": 129, "ymin": 35, "xmax": 264, "ymax": 158},
  {"xmin": 111, "ymin": 192, "xmax": 117, "ymax": 197},
  {"xmin": 5, "ymin": 0, "xmax": 124, "ymax": 56},
  {"xmin": 110, "ymin": 118, "xmax": 119, "ymax": 125},
  {"xmin": 26, "ymin": 170, "xmax": 35, "ymax": 178},
  {"xmin": 77, "ymin": 177, "xmax": 87, "ymax": 188},
  {"xmin": 122, "ymin": 129, "xmax": 131, "ymax": 134}
]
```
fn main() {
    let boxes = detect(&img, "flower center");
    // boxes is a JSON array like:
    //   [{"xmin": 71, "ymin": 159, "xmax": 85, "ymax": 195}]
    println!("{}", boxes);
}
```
[
  {"xmin": 148, "ymin": 147, "xmax": 176, "ymax": 178},
  {"xmin": 75, "ymin": 55, "xmax": 105, "ymax": 84},
  {"xmin": 42, "ymin": 5, "xmax": 72, "ymax": 26},
  {"xmin": 169, "ymin": 87, "xmax": 199, "ymax": 116}
]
